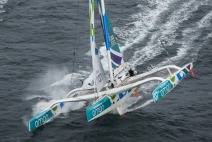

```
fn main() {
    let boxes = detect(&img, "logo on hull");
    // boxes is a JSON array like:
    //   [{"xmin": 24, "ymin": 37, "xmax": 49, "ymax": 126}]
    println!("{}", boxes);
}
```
[{"xmin": 152, "ymin": 80, "xmax": 173, "ymax": 102}]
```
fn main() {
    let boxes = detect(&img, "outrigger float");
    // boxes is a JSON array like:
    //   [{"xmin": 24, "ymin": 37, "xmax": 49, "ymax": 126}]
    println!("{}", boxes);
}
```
[{"xmin": 28, "ymin": 0, "xmax": 195, "ymax": 132}]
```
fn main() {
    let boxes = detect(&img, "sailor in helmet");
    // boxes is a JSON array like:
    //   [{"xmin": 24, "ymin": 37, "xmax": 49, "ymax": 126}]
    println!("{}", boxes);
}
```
[{"xmin": 115, "ymin": 67, "xmax": 137, "ymax": 86}]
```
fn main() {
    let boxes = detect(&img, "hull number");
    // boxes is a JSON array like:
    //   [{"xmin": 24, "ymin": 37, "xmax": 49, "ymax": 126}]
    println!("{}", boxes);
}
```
[{"xmin": 92, "ymin": 105, "xmax": 104, "ymax": 117}]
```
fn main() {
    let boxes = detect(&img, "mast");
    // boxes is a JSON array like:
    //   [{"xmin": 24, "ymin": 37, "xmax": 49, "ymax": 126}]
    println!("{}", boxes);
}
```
[
  {"xmin": 89, "ymin": 0, "xmax": 107, "ymax": 93},
  {"xmin": 97, "ymin": 0, "xmax": 114, "ymax": 82}
]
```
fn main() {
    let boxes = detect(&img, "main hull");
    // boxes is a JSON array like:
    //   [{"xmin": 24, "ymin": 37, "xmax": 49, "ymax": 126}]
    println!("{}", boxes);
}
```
[{"xmin": 86, "ymin": 89, "xmax": 135, "ymax": 122}]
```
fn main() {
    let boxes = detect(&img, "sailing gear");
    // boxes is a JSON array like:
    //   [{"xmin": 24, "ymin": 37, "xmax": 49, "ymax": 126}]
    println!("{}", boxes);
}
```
[
  {"xmin": 111, "ymin": 83, "xmax": 114, "ymax": 88},
  {"xmin": 129, "ymin": 68, "xmax": 135, "ymax": 77}
]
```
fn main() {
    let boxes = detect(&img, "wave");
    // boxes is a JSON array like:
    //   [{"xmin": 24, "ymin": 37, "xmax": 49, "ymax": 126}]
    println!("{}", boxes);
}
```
[
  {"xmin": 0, "ymin": 0, "xmax": 7, "ymax": 14},
  {"xmin": 198, "ymin": 10, "xmax": 212, "ymax": 28},
  {"xmin": 0, "ymin": 0, "xmax": 7, "ymax": 5}
]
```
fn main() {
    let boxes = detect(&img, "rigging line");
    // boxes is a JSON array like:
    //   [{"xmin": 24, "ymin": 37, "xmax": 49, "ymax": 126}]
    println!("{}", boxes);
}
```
[{"xmin": 70, "ymin": 0, "xmax": 80, "ymax": 83}]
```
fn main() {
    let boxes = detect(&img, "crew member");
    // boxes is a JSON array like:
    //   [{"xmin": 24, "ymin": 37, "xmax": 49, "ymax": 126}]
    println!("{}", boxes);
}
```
[{"xmin": 128, "ymin": 68, "xmax": 135, "ymax": 77}]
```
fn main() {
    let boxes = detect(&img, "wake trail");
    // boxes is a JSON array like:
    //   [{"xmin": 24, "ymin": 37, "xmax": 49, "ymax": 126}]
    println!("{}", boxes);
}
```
[
  {"xmin": 126, "ymin": 99, "xmax": 153, "ymax": 113},
  {"xmin": 121, "ymin": 0, "xmax": 212, "ymax": 67}
]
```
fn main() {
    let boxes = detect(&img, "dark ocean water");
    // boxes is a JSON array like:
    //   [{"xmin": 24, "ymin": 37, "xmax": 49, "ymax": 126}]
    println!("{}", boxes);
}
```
[{"xmin": 0, "ymin": 0, "xmax": 212, "ymax": 141}]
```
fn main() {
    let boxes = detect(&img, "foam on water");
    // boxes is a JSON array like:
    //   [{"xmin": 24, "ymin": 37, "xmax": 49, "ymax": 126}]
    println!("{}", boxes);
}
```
[
  {"xmin": 25, "ymin": 95, "xmax": 48, "ymax": 101},
  {"xmin": 159, "ymin": 0, "xmax": 212, "ymax": 66},
  {"xmin": 22, "ymin": 115, "xmax": 30, "ymax": 127},
  {"xmin": 198, "ymin": 11, "xmax": 212, "ymax": 28},
  {"xmin": 137, "ymin": 0, "xmax": 196, "ymax": 65},
  {"xmin": 117, "ymin": 0, "xmax": 175, "ymax": 52},
  {"xmin": 130, "ymin": 0, "xmax": 211, "ymax": 67},
  {"xmin": 0, "ymin": 0, "xmax": 7, "ymax": 14},
  {"xmin": 50, "ymin": 72, "xmax": 86, "ymax": 87},
  {"xmin": 32, "ymin": 100, "xmax": 85, "ymax": 117},
  {"xmin": 0, "ymin": 0, "xmax": 7, "ymax": 4}
]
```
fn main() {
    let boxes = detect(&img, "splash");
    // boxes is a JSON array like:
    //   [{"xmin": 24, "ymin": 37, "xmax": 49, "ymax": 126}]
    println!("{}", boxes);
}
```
[
  {"xmin": 50, "ymin": 72, "xmax": 85, "ymax": 87},
  {"xmin": 26, "ymin": 67, "xmax": 88, "ymax": 119},
  {"xmin": 22, "ymin": 115, "xmax": 30, "ymax": 127},
  {"xmin": 32, "ymin": 100, "xmax": 85, "ymax": 117}
]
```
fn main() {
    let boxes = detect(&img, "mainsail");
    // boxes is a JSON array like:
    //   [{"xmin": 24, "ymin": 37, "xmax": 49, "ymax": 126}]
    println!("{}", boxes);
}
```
[
  {"xmin": 89, "ymin": 0, "xmax": 107, "ymax": 92},
  {"xmin": 105, "ymin": 12, "xmax": 124, "ymax": 71},
  {"xmin": 97, "ymin": 0, "xmax": 125, "ymax": 80}
]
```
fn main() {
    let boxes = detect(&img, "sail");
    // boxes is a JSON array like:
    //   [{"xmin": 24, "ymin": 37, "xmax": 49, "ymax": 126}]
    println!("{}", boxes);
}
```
[
  {"xmin": 105, "ymin": 12, "xmax": 124, "ymax": 70},
  {"xmin": 93, "ymin": 43, "xmax": 107, "ymax": 92},
  {"xmin": 89, "ymin": 0, "xmax": 107, "ymax": 92},
  {"xmin": 97, "ymin": 0, "xmax": 124, "ymax": 78}
]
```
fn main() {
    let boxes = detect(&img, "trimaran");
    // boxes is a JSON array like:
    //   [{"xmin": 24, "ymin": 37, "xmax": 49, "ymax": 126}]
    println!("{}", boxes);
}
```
[{"xmin": 28, "ymin": 0, "xmax": 195, "ymax": 132}]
